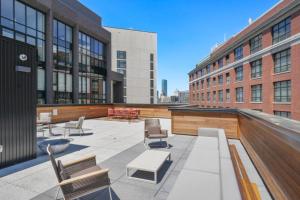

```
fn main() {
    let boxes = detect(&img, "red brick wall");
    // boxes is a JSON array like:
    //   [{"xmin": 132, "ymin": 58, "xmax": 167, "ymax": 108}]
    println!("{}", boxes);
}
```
[{"xmin": 189, "ymin": 8, "xmax": 300, "ymax": 120}]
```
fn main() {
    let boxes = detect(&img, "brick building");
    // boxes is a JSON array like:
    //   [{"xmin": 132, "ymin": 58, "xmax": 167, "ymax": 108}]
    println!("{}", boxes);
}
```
[{"xmin": 188, "ymin": 0, "xmax": 300, "ymax": 120}]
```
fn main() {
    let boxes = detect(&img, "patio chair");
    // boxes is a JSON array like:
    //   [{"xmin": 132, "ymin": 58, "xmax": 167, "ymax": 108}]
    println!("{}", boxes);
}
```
[
  {"xmin": 47, "ymin": 145, "xmax": 112, "ymax": 200},
  {"xmin": 64, "ymin": 116, "xmax": 85, "ymax": 137},
  {"xmin": 37, "ymin": 112, "xmax": 52, "ymax": 134},
  {"xmin": 38, "ymin": 112, "xmax": 52, "ymax": 124},
  {"xmin": 144, "ymin": 118, "xmax": 169, "ymax": 148}
]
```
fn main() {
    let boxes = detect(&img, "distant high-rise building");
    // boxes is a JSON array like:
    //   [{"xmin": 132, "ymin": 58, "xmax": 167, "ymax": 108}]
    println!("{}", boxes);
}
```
[{"xmin": 162, "ymin": 79, "xmax": 168, "ymax": 96}]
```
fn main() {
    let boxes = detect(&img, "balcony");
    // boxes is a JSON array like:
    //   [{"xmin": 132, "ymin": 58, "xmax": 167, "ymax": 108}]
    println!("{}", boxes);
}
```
[{"xmin": 0, "ymin": 104, "xmax": 299, "ymax": 200}]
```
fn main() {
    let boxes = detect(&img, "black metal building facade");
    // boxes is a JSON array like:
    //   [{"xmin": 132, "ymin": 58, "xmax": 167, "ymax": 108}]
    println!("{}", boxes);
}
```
[{"xmin": 0, "ymin": 36, "xmax": 37, "ymax": 168}]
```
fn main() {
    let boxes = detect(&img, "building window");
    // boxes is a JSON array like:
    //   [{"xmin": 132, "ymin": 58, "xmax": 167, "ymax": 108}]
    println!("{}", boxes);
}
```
[
  {"xmin": 274, "ymin": 80, "xmax": 291, "ymax": 102},
  {"xmin": 213, "ymin": 77, "xmax": 216, "ymax": 86},
  {"xmin": 251, "ymin": 59, "xmax": 262, "ymax": 79},
  {"xmin": 274, "ymin": 111, "xmax": 291, "ymax": 119},
  {"xmin": 218, "ymin": 58, "xmax": 223, "ymax": 68},
  {"xmin": 53, "ymin": 19, "xmax": 73, "ymax": 104},
  {"xmin": 201, "ymin": 93, "xmax": 204, "ymax": 101},
  {"xmin": 235, "ymin": 66, "xmax": 243, "ymax": 81},
  {"xmin": 236, "ymin": 87, "xmax": 243, "ymax": 102},
  {"xmin": 78, "ymin": 31, "xmax": 106, "ymax": 104},
  {"xmin": 0, "ymin": 0, "xmax": 46, "ymax": 104},
  {"xmin": 225, "ymin": 54, "xmax": 230, "ymax": 65},
  {"xmin": 117, "ymin": 50, "xmax": 126, "ymax": 59},
  {"xmin": 250, "ymin": 34, "xmax": 262, "ymax": 54},
  {"xmin": 218, "ymin": 90, "xmax": 223, "ymax": 102},
  {"xmin": 226, "ymin": 73, "xmax": 230, "ymax": 84},
  {"xmin": 201, "ymin": 80, "xmax": 204, "ymax": 89},
  {"xmin": 226, "ymin": 89, "xmax": 230, "ymax": 102},
  {"xmin": 273, "ymin": 49, "xmax": 291, "ymax": 73},
  {"xmin": 207, "ymin": 78, "xmax": 210, "ymax": 88},
  {"xmin": 207, "ymin": 92, "xmax": 210, "ymax": 101},
  {"xmin": 234, "ymin": 46, "xmax": 243, "ymax": 61},
  {"xmin": 272, "ymin": 17, "xmax": 291, "ymax": 44},
  {"xmin": 150, "ymin": 53, "xmax": 155, "ymax": 104},
  {"xmin": 218, "ymin": 75, "xmax": 223, "ymax": 85},
  {"xmin": 206, "ymin": 64, "xmax": 211, "ymax": 74},
  {"xmin": 251, "ymin": 84, "xmax": 262, "ymax": 102},
  {"xmin": 213, "ymin": 91, "xmax": 216, "ymax": 102},
  {"xmin": 116, "ymin": 50, "xmax": 127, "ymax": 102}
]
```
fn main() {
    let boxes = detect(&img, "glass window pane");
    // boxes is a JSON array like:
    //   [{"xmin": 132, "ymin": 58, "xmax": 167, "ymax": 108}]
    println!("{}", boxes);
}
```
[
  {"xmin": 2, "ymin": 28, "xmax": 14, "ymax": 38},
  {"xmin": 15, "ymin": 1, "xmax": 26, "ymax": 25},
  {"xmin": 53, "ymin": 72, "xmax": 57, "ymax": 91},
  {"xmin": 26, "ymin": 36, "xmax": 36, "ymax": 46},
  {"xmin": 66, "ymin": 26, "xmax": 72, "ymax": 42},
  {"xmin": 87, "ymin": 77, "xmax": 90, "ymax": 93},
  {"xmin": 26, "ymin": 6, "xmax": 36, "ymax": 29},
  {"xmin": 58, "ymin": 72, "xmax": 65, "ymax": 92},
  {"xmin": 16, "ymin": 33, "xmax": 25, "ymax": 42},
  {"xmin": 66, "ymin": 74, "xmax": 72, "ymax": 92},
  {"xmin": 37, "ymin": 12, "xmax": 45, "ymax": 32},
  {"xmin": 58, "ymin": 21, "xmax": 65, "ymax": 42},
  {"xmin": 1, "ymin": 17, "xmax": 13, "ymax": 28},
  {"xmin": 1, "ymin": 0, "xmax": 13, "ymax": 19},
  {"xmin": 37, "ymin": 39, "xmax": 45, "ymax": 62},
  {"xmin": 37, "ymin": 68, "xmax": 45, "ymax": 91}
]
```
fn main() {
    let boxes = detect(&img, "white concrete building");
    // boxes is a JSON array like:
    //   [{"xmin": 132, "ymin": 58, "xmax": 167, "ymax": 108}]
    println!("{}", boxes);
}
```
[{"xmin": 105, "ymin": 27, "xmax": 157, "ymax": 104}]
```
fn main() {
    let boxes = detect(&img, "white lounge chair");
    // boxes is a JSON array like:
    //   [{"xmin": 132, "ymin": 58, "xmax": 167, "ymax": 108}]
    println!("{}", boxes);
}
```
[{"xmin": 64, "ymin": 116, "xmax": 85, "ymax": 137}]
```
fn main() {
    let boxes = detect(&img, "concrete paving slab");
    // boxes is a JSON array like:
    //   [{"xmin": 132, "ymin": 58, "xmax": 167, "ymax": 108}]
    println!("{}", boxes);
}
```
[{"xmin": 0, "ymin": 183, "xmax": 38, "ymax": 200}]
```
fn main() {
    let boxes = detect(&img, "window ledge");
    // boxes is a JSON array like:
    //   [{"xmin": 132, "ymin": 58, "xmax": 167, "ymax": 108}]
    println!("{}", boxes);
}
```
[
  {"xmin": 235, "ymin": 102, "xmax": 244, "ymax": 104},
  {"xmin": 235, "ymin": 81, "xmax": 243, "ymax": 84},
  {"xmin": 251, "ymin": 77, "xmax": 262, "ymax": 80},
  {"xmin": 251, "ymin": 101, "xmax": 262, "ymax": 104},
  {"xmin": 273, "ymin": 102, "xmax": 291, "ymax": 105},
  {"xmin": 273, "ymin": 71, "xmax": 291, "ymax": 76}
]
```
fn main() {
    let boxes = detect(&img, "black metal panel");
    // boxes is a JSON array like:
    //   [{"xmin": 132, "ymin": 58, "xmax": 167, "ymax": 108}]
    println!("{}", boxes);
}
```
[{"xmin": 0, "ymin": 36, "xmax": 37, "ymax": 168}]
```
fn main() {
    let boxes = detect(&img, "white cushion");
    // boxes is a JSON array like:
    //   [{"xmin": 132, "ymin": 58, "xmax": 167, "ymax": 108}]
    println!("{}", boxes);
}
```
[
  {"xmin": 167, "ymin": 169, "xmax": 220, "ymax": 200},
  {"xmin": 194, "ymin": 136, "xmax": 219, "ymax": 150},
  {"xmin": 184, "ymin": 148, "xmax": 219, "ymax": 174}
]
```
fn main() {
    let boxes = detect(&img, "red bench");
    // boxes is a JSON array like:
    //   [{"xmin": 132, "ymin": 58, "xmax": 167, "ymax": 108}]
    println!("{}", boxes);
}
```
[{"xmin": 108, "ymin": 108, "xmax": 139, "ymax": 119}]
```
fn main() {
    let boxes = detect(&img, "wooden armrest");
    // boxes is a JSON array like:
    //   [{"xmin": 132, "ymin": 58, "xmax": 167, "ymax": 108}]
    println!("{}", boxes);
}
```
[
  {"xmin": 59, "ymin": 168, "xmax": 109, "ymax": 186},
  {"xmin": 63, "ymin": 155, "xmax": 96, "ymax": 168}
]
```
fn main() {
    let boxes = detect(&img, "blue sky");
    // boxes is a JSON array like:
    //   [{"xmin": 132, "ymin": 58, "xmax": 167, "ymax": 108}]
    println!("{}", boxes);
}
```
[{"xmin": 80, "ymin": 0, "xmax": 279, "ymax": 95}]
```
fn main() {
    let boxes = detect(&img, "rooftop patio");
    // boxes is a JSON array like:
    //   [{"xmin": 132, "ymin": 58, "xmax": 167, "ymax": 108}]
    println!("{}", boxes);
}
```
[{"xmin": 0, "ymin": 117, "xmax": 273, "ymax": 200}]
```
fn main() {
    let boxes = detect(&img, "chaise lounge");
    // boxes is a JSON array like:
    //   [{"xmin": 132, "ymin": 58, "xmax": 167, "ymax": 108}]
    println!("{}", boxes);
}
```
[{"xmin": 47, "ymin": 145, "xmax": 112, "ymax": 200}]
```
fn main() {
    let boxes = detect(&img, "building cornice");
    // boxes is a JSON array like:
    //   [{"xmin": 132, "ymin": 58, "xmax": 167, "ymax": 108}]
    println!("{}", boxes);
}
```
[{"xmin": 188, "ymin": 0, "xmax": 300, "ymax": 75}]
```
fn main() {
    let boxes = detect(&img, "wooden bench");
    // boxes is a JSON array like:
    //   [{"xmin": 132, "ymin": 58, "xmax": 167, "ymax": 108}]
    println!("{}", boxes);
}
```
[{"xmin": 229, "ymin": 144, "xmax": 261, "ymax": 200}]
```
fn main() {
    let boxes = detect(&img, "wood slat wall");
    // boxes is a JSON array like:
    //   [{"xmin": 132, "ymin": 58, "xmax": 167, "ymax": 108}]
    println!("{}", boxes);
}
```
[
  {"xmin": 37, "ymin": 104, "xmax": 172, "ymax": 124},
  {"xmin": 238, "ymin": 113, "xmax": 300, "ymax": 200},
  {"xmin": 171, "ymin": 111, "xmax": 239, "ymax": 138},
  {"xmin": 37, "ymin": 104, "xmax": 111, "ymax": 123}
]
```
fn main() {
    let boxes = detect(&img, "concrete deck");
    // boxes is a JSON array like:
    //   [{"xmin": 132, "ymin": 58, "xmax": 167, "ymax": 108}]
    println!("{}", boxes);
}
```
[
  {"xmin": 0, "ymin": 118, "xmax": 195, "ymax": 200},
  {"xmin": 0, "ymin": 118, "xmax": 272, "ymax": 200}
]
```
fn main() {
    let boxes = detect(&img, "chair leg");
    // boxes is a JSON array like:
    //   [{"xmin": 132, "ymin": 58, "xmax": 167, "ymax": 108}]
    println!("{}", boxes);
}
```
[
  {"xmin": 109, "ymin": 185, "xmax": 113, "ymax": 200},
  {"xmin": 55, "ymin": 187, "xmax": 60, "ymax": 200}
]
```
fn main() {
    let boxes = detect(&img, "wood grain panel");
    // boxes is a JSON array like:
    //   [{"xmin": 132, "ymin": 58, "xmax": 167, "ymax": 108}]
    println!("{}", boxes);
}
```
[
  {"xmin": 37, "ymin": 104, "xmax": 111, "ymax": 123},
  {"xmin": 171, "ymin": 111, "xmax": 238, "ymax": 138},
  {"xmin": 239, "ymin": 113, "xmax": 300, "ymax": 200}
]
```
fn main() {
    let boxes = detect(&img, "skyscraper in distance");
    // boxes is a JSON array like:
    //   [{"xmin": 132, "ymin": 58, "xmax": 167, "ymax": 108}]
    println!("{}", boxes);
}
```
[{"xmin": 162, "ymin": 79, "xmax": 168, "ymax": 96}]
